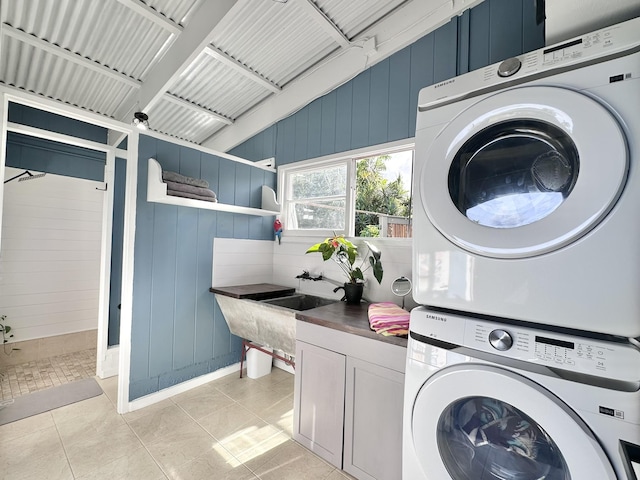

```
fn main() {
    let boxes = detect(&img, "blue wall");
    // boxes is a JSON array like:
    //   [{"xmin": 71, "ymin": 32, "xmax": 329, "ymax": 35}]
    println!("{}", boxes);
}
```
[
  {"xmin": 6, "ymin": 104, "xmax": 107, "ymax": 181},
  {"xmin": 129, "ymin": 135, "xmax": 276, "ymax": 400},
  {"xmin": 230, "ymin": 0, "xmax": 544, "ymax": 165}
]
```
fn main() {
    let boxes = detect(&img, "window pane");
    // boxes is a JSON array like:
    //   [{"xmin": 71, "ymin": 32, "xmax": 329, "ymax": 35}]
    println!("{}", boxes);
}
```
[
  {"xmin": 290, "ymin": 200, "xmax": 346, "ymax": 229},
  {"xmin": 291, "ymin": 165, "xmax": 347, "ymax": 200},
  {"xmin": 286, "ymin": 163, "xmax": 348, "ymax": 231},
  {"xmin": 355, "ymin": 150, "xmax": 413, "ymax": 238}
]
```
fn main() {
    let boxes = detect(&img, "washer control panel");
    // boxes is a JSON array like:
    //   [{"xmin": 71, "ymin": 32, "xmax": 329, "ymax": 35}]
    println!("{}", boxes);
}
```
[{"xmin": 410, "ymin": 307, "xmax": 640, "ymax": 383}]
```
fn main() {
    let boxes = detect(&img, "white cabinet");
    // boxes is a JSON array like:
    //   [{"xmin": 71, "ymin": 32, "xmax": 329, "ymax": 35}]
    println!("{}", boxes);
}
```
[
  {"xmin": 294, "ymin": 320, "xmax": 406, "ymax": 480},
  {"xmin": 293, "ymin": 340, "xmax": 346, "ymax": 467},
  {"xmin": 344, "ymin": 357, "xmax": 405, "ymax": 480}
]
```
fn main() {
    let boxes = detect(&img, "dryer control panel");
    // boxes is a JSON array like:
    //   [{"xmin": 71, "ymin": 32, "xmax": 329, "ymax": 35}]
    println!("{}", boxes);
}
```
[
  {"xmin": 410, "ymin": 307, "xmax": 640, "ymax": 383},
  {"xmin": 418, "ymin": 15, "xmax": 640, "ymax": 110}
]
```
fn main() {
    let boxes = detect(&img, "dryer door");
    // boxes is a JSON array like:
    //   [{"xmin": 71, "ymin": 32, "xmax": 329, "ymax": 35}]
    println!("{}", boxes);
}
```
[
  {"xmin": 419, "ymin": 86, "xmax": 627, "ymax": 258},
  {"xmin": 411, "ymin": 364, "xmax": 616, "ymax": 480}
]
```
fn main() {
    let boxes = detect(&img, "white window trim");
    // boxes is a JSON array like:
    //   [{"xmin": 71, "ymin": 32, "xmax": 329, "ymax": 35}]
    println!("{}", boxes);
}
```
[{"xmin": 278, "ymin": 138, "xmax": 415, "ymax": 238}]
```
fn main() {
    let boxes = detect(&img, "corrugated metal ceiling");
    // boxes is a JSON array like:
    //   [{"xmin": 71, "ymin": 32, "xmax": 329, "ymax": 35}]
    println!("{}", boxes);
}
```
[
  {"xmin": 0, "ymin": 0, "xmax": 416, "ymax": 146},
  {"xmin": 143, "ymin": 0, "xmax": 202, "ymax": 26},
  {"xmin": 316, "ymin": 0, "xmax": 407, "ymax": 39},
  {"xmin": 169, "ymin": 52, "xmax": 269, "ymax": 121},
  {"xmin": 211, "ymin": 0, "xmax": 337, "ymax": 86},
  {"xmin": 1, "ymin": 0, "xmax": 174, "ymax": 81}
]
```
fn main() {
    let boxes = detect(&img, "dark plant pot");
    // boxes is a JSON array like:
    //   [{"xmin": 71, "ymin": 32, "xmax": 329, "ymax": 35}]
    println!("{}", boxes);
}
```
[{"xmin": 343, "ymin": 282, "xmax": 364, "ymax": 305}]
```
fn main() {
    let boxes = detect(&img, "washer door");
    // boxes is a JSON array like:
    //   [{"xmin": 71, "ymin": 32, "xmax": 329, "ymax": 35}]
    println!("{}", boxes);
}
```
[
  {"xmin": 420, "ymin": 86, "xmax": 627, "ymax": 258},
  {"xmin": 411, "ymin": 364, "xmax": 616, "ymax": 480}
]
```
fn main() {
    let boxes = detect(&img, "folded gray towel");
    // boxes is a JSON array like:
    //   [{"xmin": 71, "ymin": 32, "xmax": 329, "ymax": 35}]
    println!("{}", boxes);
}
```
[
  {"xmin": 162, "ymin": 170, "xmax": 209, "ymax": 188},
  {"xmin": 167, "ymin": 189, "xmax": 218, "ymax": 203},
  {"xmin": 165, "ymin": 180, "xmax": 217, "ymax": 199}
]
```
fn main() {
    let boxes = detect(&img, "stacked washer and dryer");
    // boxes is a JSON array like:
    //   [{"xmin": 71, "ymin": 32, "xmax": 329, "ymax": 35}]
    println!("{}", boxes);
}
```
[{"xmin": 404, "ymin": 17, "xmax": 640, "ymax": 480}]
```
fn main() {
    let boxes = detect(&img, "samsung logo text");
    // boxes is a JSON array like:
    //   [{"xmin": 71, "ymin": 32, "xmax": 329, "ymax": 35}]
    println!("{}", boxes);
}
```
[{"xmin": 434, "ymin": 79, "xmax": 455, "ymax": 88}]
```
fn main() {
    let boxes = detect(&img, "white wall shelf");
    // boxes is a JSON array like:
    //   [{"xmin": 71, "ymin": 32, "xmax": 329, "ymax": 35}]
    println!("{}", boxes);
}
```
[{"xmin": 147, "ymin": 157, "xmax": 280, "ymax": 216}]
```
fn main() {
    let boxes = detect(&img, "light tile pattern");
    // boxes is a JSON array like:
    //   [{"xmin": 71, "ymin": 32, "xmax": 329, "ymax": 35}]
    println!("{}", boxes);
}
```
[
  {"xmin": 0, "ymin": 368, "xmax": 357, "ymax": 480},
  {"xmin": 0, "ymin": 348, "xmax": 97, "ymax": 401}
]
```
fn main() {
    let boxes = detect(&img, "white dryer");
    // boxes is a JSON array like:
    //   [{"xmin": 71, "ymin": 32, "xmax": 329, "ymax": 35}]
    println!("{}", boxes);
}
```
[
  {"xmin": 412, "ymin": 17, "xmax": 640, "ymax": 337},
  {"xmin": 404, "ymin": 307, "xmax": 640, "ymax": 480}
]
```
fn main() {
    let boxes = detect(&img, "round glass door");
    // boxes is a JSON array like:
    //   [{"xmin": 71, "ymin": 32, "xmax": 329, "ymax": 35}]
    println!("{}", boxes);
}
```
[
  {"xmin": 419, "ymin": 86, "xmax": 627, "ymax": 258},
  {"xmin": 449, "ymin": 120, "xmax": 579, "ymax": 229},
  {"xmin": 411, "ymin": 365, "xmax": 617, "ymax": 480},
  {"xmin": 437, "ymin": 396, "xmax": 569, "ymax": 480}
]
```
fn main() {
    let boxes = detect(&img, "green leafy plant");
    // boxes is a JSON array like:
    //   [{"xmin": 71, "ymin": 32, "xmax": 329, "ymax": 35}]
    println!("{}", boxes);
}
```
[
  {"xmin": 306, "ymin": 235, "xmax": 383, "ymax": 285},
  {"xmin": 1, "ymin": 314, "xmax": 14, "ymax": 344}
]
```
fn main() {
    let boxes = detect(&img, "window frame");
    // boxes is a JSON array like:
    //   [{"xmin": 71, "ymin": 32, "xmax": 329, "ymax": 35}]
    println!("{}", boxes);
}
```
[{"xmin": 278, "ymin": 139, "xmax": 415, "ymax": 239}]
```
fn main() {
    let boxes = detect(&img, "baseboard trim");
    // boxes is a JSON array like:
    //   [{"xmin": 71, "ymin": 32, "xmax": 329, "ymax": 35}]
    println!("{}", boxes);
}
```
[{"xmin": 125, "ymin": 362, "xmax": 241, "ymax": 413}]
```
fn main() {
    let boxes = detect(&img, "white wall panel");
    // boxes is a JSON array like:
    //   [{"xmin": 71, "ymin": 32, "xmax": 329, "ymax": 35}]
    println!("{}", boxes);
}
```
[
  {"xmin": 0, "ymin": 167, "xmax": 103, "ymax": 342},
  {"xmin": 272, "ymin": 237, "xmax": 416, "ymax": 307},
  {"xmin": 211, "ymin": 238, "xmax": 274, "ymax": 287}
]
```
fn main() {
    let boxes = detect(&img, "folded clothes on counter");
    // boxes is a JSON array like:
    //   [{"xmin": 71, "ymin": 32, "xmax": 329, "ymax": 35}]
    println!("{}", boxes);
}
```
[
  {"xmin": 167, "ymin": 189, "xmax": 218, "ymax": 202},
  {"xmin": 162, "ymin": 170, "xmax": 209, "ymax": 188},
  {"xmin": 368, "ymin": 302, "xmax": 410, "ymax": 337},
  {"xmin": 165, "ymin": 180, "xmax": 217, "ymax": 199}
]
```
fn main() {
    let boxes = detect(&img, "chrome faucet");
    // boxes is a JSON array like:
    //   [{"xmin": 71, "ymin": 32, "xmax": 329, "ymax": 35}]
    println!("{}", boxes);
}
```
[{"xmin": 295, "ymin": 270, "xmax": 323, "ymax": 281}]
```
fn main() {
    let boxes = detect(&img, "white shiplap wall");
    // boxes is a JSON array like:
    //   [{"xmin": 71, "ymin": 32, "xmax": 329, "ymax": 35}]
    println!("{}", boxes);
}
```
[
  {"xmin": 272, "ymin": 237, "xmax": 416, "ymax": 308},
  {"xmin": 211, "ymin": 238, "xmax": 274, "ymax": 287},
  {"xmin": 212, "ymin": 235, "xmax": 416, "ymax": 308},
  {"xmin": 0, "ymin": 168, "xmax": 104, "ymax": 342}
]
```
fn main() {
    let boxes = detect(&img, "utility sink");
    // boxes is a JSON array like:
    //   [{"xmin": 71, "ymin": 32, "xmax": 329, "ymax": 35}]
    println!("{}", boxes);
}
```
[
  {"xmin": 261, "ymin": 294, "xmax": 337, "ymax": 311},
  {"xmin": 214, "ymin": 291, "xmax": 338, "ymax": 356}
]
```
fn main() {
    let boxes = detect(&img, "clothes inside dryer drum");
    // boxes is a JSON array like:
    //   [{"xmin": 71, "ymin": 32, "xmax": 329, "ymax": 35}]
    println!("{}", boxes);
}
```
[{"xmin": 437, "ymin": 396, "xmax": 570, "ymax": 479}]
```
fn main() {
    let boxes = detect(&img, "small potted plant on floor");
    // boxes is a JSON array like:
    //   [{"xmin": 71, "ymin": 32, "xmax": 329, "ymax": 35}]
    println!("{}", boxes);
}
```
[
  {"xmin": 1, "ymin": 315, "xmax": 13, "ymax": 343},
  {"xmin": 1, "ymin": 314, "xmax": 17, "ymax": 355},
  {"xmin": 306, "ymin": 235, "xmax": 383, "ymax": 304}
]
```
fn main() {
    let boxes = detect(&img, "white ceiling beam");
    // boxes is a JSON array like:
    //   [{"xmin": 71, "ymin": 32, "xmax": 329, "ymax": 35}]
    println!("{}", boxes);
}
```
[
  {"xmin": 2, "ymin": 24, "xmax": 141, "ymax": 89},
  {"xmin": 203, "ymin": 46, "xmax": 281, "ymax": 93},
  {"xmin": 114, "ymin": 0, "xmax": 183, "ymax": 35},
  {"xmin": 298, "ymin": 0, "xmax": 351, "ymax": 48},
  {"xmin": 109, "ymin": 0, "xmax": 237, "ymax": 146},
  {"xmin": 0, "ymin": 84, "xmax": 131, "ymax": 133},
  {"xmin": 163, "ymin": 93, "xmax": 233, "ymax": 125},
  {"xmin": 202, "ymin": 0, "xmax": 485, "ymax": 152},
  {"xmin": 128, "ymin": 0, "xmax": 236, "ymax": 113}
]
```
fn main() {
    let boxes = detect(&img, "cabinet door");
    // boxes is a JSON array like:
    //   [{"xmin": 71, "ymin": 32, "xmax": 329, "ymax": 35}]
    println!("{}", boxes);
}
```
[
  {"xmin": 343, "ymin": 357, "xmax": 404, "ymax": 480},
  {"xmin": 293, "ymin": 340, "xmax": 346, "ymax": 467}
]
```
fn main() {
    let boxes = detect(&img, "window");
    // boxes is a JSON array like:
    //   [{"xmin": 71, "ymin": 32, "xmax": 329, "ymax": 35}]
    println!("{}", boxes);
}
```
[
  {"xmin": 280, "ymin": 143, "xmax": 413, "ymax": 238},
  {"xmin": 287, "ymin": 163, "xmax": 349, "ymax": 230}
]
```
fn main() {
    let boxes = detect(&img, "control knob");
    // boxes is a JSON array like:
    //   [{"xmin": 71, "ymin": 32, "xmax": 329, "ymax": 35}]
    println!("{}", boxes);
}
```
[
  {"xmin": 489, "ymin": 329, "xmax": 513, "ymax": 351},
  {"xmin": 497, "ymin": 57, "xmax": 521, "ymax": 77}
]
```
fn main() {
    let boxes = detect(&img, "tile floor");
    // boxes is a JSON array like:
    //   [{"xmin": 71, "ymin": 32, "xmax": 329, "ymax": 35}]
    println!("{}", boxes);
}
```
[
  {"xmin": 0, "ymin": 367, "xmax": 355, "ymax": 480},
  {"xmin": 0, "ymin": 348, "xmax": 97, "ymax": 401}
]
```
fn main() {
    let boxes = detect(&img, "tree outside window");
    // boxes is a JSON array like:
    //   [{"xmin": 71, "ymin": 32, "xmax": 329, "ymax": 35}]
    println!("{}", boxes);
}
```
[{"xmin": 355, "ymin": 151, "xmax": 412, "ymax": 238}]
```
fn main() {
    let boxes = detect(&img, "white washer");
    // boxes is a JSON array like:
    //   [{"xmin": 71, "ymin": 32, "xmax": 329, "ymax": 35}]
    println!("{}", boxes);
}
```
[
  {"xmin": 404, "ymin": 307, "xmax": 640, "ymax": 480},
  {"xmin": 412, "ymin": 17, "xmax": 640, "ymax": 337}
]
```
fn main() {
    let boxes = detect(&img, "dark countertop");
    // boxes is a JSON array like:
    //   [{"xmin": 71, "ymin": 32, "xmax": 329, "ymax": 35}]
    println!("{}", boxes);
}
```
[
  {"xmin": 296, "ymin": 301, "xmax": 408, "ymax": 348},
  {"xmin": 210, "ymin": 283, "xmax": 295, "ymax": 300}
]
